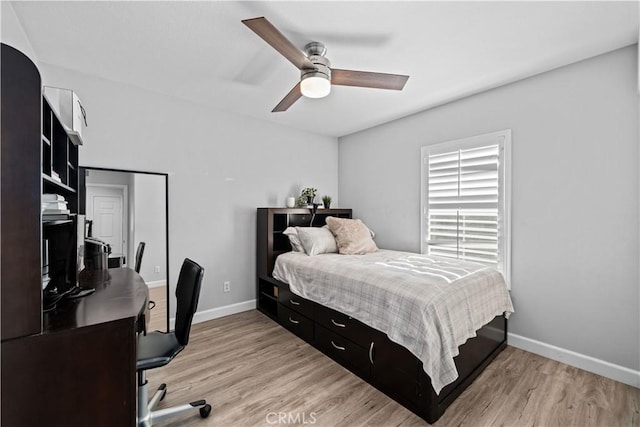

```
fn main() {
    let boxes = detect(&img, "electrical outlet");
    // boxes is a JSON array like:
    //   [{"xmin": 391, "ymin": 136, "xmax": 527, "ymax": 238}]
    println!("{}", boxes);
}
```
[
  {"xmin": 154, "ymin": 266, "xmax": 160, "ymax": 273},
  {"xmin": 223, "ymin": 281, "xmax": 230, "ymax": 293}
]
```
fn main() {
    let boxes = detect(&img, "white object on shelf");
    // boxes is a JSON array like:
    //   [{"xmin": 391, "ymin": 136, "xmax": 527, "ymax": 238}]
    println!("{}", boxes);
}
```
[
  {"xmin": 43, "ymin": 86, "xmax": 86, "ymax": 146},
  {"xmin": 286, "ymin": 197, "xmax": 296, "ymax": 208},
  {"xmin": 42, "ymin": 193, "xmax": 66, "ymax": 202}
]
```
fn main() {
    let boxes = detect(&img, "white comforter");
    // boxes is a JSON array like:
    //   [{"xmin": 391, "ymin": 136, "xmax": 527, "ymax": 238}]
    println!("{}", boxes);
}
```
[{"xmin": 272, "ymin": 249, "xmax": 514, "ymax": 394}]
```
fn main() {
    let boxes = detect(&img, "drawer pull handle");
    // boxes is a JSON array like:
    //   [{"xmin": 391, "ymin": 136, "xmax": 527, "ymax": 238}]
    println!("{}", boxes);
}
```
[
  {"xmin": 289, "ymin": 299, "xmax": 301, "ymax": 306},
  {"xmin": 288, "ymin": 317, "xmax": 300, "ymax": 324},
  {"xmin": 331, "ymin": 341, "xmax": 346, "ymax": 351},
  {"xmin": 331, "ymin": 319, "xmax": 346, "ymax": 328},
  {"xmin": 369, "ymin": 342, "xmax": 375, "ymax": 364}
]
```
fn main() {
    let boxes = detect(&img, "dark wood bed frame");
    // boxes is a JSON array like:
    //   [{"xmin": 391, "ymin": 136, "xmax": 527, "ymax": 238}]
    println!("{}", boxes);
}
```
[{"xmin": 257, "ymin": 208, "xmax": 507, "ymax": 424}]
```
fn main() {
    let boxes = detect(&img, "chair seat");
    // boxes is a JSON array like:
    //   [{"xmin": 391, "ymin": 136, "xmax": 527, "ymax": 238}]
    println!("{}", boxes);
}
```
[{"xmin": 137, "ymin": 331, "xmax": 184, "ymax": 371}]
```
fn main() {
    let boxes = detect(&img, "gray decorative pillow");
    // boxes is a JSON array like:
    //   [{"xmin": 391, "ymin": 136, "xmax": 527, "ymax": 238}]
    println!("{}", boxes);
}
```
[
  {"xmin": 295, "ymin": 226, "xmax": 338, "ymax": 256},
  {"xmin": 325, "ymin": 217, "xmax": 378, "ymax": 255},
  {"xmin": 283, "ymin": 227, "xmax": 304, "ymax": 252}
]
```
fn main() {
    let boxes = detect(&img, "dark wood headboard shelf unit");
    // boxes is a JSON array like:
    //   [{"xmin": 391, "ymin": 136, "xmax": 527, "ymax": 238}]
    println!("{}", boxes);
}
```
[{"xmin": 257, "ymin": 208, "xmax": 352, "ymax": 319}]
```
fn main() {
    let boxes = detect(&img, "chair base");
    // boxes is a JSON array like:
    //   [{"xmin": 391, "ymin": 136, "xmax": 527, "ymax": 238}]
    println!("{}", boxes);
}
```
[{"xmin": 137, "ymin": 372, "xmax": 211, "ymax": 427}]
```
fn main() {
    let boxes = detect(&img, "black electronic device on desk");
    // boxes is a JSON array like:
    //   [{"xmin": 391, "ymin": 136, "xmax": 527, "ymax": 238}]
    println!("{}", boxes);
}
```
[
  {"xmin": 64, "ymin": 236, "xmax": 114, "ymax": 298},
  {"xmin": 84, "ymin": 237, "xmax": 111, "ymax": 270},
  {"xmin": 42, "ymin": 216, "xmax": 97, "ymax": 311}
]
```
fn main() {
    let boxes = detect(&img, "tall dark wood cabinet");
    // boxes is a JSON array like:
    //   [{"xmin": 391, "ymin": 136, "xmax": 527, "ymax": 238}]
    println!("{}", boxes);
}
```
[
  {"xmin": 1, "ymin": 44, "xmax": 43, "ymax": 341},
  {"xmin": 1, "ymin": 44, "xmax": 146, "ymax": 427},
  {"xmin": 1, "ymin": 43, "xmax": 80, "ymax": 342}
]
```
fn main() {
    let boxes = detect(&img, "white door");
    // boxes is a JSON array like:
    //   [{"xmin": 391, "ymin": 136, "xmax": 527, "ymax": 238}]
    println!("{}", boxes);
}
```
[{"xmin": 86, "ymin": 186, "xmax": 125, "ymax": 256}]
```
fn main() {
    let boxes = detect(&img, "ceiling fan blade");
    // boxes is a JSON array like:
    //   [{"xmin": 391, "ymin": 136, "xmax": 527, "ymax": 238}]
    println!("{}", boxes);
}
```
[
  {"xmin": 242, "ymin": 17, "xmax": 315, "ymax": 70},
  {"xmin": 332, "ymin": 69, "xmax": 409, "ymax": 90},
  {"xmin": 272, "ymin": 83, "xmax": 302, "ymax": 112}
]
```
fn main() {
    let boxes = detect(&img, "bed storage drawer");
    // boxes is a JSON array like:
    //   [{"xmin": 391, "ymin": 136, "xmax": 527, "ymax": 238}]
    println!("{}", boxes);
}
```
[
  {"xmin": 278, "ymin": 304, "xmax": 313, "ymax": 342},
  {"xmin": 314, "ymin": 304, "xmax": 371, "ymax": 348},
  {"xmin": 315, "ymin": 325, "xmax": 370, "ymax": 378},
  {"xmin": 278, "ymin": 286, "xmax": 313, "ymax": 316},
  {"xmin": 370, "ymin": 330, "xmax": 421, "ymax": 405}
]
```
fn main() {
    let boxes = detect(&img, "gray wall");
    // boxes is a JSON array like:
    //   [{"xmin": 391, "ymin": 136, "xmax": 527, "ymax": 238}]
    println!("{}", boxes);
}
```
[
  {"xmin": 39, "ymin": 63, "xmax": 339, "ymax": 320},
  {"xmin": 133, "ymin": 173, "xmax": 167, "ymax": 284},
  {"xmin": 339, "ymin": 46, "xmax": 639, "ymax": 371},
  {"xmin": 1, "ymin": 2, "xmax": 37, "ymax": 64}
]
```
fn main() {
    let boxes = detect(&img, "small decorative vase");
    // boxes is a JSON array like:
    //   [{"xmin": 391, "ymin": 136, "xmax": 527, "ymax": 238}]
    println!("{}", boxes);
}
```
[
  {"xmin": 324, "ymin": 201, "xmax": 331, "ymax": 209},
  {"xmin": 306, "ymin": 196, "xmax": 314, "ymax": 206},
  {"xmin": 286, "ymin": 197, "xmax": 295, "ymax": 208}
]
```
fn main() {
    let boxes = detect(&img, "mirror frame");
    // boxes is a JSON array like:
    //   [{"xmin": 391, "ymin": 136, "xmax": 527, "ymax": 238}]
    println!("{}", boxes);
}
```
[{"xmin": 79, "ymin": 166, "xmax": 170, "ymax": 332}]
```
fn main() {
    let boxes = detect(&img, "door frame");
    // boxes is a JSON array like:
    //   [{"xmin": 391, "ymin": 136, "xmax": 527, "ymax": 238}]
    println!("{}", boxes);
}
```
[{"xmin": 86, "ymin": 183, "xmax": 128, "ymax": 261}]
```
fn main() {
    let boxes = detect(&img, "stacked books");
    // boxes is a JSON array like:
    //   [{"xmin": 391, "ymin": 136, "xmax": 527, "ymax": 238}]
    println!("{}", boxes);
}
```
[
  {"xmin": 42, "ymin": 193, "xmax": 70, "ymax": 220},
  {"xmin": 50, "ymin": 171, "xmax": 62, "ymax": 183}
]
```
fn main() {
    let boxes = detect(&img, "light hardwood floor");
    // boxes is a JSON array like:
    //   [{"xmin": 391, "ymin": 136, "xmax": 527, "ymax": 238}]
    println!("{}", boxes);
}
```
[
  {"xmin": 146, "ymin": 310, "xmax": 639, "ymax": 426},
  {"xmin": 148, "ymin": 285, "xmax": 168, "ymax": 332}
]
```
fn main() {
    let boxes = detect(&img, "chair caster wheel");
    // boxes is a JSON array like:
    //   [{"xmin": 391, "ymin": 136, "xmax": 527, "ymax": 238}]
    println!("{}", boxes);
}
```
[
  {"xmin": 200, "ymin": 404, "xmax": 212, "ymax": 418},
  {"xmin": 160, "ymin": 389, "xmax": 167, "ymax": 401}
]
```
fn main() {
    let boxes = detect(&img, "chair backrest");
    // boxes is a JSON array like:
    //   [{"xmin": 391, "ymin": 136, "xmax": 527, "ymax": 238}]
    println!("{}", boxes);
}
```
[
  {"xmin": 174, "ymin": 258, "xmax": 204, "ymax": 346},
  {"xmin": 134, "ymin": 242, "xmax": 146, "ymax": 273}
]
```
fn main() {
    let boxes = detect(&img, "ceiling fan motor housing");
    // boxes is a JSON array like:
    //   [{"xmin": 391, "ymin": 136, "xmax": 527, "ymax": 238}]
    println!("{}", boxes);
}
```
[
  {"xmin": 301, "ymin": 56, "xmax": 331, "ymax": 81},
  {"xmin": 301, "ymin": 42, "xmax": 331, "ymax": 82}
]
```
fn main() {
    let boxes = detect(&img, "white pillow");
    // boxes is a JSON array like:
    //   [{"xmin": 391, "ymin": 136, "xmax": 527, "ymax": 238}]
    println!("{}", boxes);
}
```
[
  {"xmin": 283, "ymin": 227, "xmax": 304, "ymax": 252},
  {"xmin": 295, "ymin": 226, "xmax": 338, "ymax": 256}
]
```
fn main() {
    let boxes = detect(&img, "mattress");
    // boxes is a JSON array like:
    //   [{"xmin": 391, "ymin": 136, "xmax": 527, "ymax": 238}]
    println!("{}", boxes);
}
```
[{"xmin": 272, "ymin": 249, "xmax": 514, "ymax": 394}]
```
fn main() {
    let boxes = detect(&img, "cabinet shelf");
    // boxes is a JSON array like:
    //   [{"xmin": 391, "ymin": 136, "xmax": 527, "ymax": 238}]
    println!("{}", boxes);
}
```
[
  {"xmin": 42, "ymin": 173, "xmax": 76, "ymax": 193},
  {"xmin": 42, "ymin": 97, "xmax": 78, "ymax": 199},
  {"xmin": 42, "ymin": 219, "xmax": 73, "ymax": 227},
  {"xmin": 260, "ymin": 291, "xmax": 277, "ymax": 302}
]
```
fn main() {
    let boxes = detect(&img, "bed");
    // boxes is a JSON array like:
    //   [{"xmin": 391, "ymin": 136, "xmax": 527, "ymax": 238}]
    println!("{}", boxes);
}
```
[
  {"xmin": 273, "ymin": 249, "xmax": 513, "ymax": 395},
  {"xmin": 256, "ymin": 208, "xmax": 513, "ymax": 423}
]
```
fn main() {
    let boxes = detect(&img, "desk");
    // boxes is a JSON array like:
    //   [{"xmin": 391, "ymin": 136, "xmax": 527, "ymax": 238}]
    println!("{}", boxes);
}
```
[{"xmin": 1, "ymin": 268, "xmax": 148, "ymax": 427}]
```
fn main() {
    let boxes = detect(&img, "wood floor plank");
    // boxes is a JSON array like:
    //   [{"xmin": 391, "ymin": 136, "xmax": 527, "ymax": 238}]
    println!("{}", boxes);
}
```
[
  {"xmin": 148, "ymin": 285, "xmax": 168, "ymax": 332},
  {"xmin": 145, "ymin": 310, "xmax": 640, "ymax": 426}
]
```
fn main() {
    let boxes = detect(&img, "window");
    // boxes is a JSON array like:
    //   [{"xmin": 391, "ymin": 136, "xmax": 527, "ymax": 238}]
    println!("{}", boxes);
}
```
[{"xmin": 421, "ymin": 130, "xmax": 511, "ymax": 286}]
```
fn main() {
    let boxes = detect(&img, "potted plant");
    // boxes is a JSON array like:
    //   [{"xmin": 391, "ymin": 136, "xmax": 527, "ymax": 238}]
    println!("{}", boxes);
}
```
[
  {"xmin": 322, "ymin": 195, "xmax": 332, "ymax": 209},
  {"xmin": 297, "ymin": 187, "xmax": 317, "ymax": 207}
]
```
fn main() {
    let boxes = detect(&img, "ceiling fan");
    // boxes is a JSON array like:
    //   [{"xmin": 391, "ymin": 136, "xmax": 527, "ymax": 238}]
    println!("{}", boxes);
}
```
[{"xmin": 242, "ymin": 17, "xmax": 410, "ymax": 112}]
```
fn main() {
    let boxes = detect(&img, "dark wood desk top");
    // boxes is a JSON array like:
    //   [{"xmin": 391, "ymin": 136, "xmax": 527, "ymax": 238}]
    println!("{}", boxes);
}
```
[{"xmin": 44, "ymin": 267, "xmax": 148, "ymax": 333}]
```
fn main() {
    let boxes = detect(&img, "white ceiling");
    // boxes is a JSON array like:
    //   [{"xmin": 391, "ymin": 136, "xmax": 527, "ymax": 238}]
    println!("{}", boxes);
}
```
[{"xmin": 10, "ymin": 1, "xmax": 639, "ymax": 138}]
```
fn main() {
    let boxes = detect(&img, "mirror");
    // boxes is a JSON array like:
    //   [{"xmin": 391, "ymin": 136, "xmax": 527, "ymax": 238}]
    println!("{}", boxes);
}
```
[{"xmin": 79, "ymin": 167, "xmax": 169, "ymax": 332}]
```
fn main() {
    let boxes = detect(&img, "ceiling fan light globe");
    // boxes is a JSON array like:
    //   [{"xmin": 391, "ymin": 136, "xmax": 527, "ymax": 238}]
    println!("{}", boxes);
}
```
[{"xmin": 301, "ymin": 75, "xmax": 331, "ymax": 99}]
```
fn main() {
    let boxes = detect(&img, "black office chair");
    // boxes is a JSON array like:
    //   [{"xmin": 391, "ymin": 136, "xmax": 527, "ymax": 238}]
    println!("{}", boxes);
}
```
[
  {"xmin": 134, "ymin": 242, "xmax": 146, "ymax": 274},
  {"xmin": 136, "ymin": 258, "xmax": 211, "ymax": 426},
  {"xmin": 135, "ymin": 242, "xmax": 156, "ymax": 311}
]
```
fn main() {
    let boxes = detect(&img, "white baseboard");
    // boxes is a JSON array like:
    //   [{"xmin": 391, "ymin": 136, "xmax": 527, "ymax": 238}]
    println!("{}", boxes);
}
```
[
  {"xmin": 508, "ymin": 333, "xmax": 640, "ymax": 389},
  {"xmin": 146, "ymin": 280, "xmax": 166, "ymax": 289},
  {"xmin": 170, "ymin": 299, "xmax": 256, "ymax": 329}
]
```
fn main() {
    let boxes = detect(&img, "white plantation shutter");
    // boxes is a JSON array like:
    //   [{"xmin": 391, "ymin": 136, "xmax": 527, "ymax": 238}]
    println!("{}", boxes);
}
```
[{"xmin": 421, "ymin": 130, "xmax": 511, "ymax": 286}]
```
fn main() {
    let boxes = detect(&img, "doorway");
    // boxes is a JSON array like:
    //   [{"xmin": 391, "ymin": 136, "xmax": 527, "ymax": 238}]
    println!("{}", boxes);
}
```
[{"xmin": 86, "ymin": 184, "xmax": 127, "ymax": 259}]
